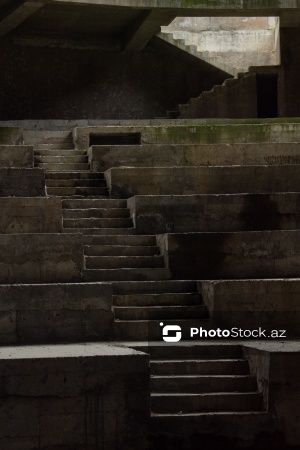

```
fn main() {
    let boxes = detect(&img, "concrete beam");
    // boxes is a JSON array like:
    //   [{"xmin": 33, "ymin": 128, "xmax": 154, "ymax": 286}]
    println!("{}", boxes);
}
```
[
  {"xmin": 123, "ymin": 9, "xmax": 176, "ymax": 51},
  {"xmin": 0, "ymin": 0, "xmax": 45, "ymax": 39}
]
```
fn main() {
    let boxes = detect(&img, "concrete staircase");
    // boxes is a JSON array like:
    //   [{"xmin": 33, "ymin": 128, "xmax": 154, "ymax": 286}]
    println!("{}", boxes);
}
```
[{"xmin": 29, "ymin": 127, "xmax": 264, "ymax": 421}]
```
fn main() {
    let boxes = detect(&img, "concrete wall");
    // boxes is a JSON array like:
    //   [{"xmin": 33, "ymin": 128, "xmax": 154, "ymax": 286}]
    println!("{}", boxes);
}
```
[
  {"xmin": 0, "ymin": 145, "xmax": 33, "ymax": 168},
  {"xmin": 157, "ymin": 230, "xmax": 300, "ymax": 280},
  {"xmin": 279, "ymin": 27, "xmax": 300, "ymax": 117},
  {"xmin": 127, "ymin": 193, "xmax": 300, "ymax": 234},
  {"xmin": 0, "ymin": 127, "xmax": 23, "ymax": 144},
  {"xmin": 105, "ymin": 165, "xmax": 300, "ymax": 198},
  {"xmin": 0, "ymin": 283, "xmax": 113, "ymax": 345},
  {"xmin": 89, "ymin": 141, "xmax": 300, "ymax": 171},
  {"xmin": 0, "ymin": 198, "xmax": 62, "ymax": 233},
  {"xmin": 0, "ymin": 234, "xmax": 83, "ymax": 283},
  {"xmin": 244, "ymin": 344, "xmax": 300, "ymax": 446},
  {"xmin": 0, "ymin": 42, "xmax": 221, "ymax": 120},
  {"xmin": 201, "ymin": 279, "xmax": 300, "ymax": 338},
  {"xmin": 0, "ymin": 343, "xmax": 149, "ymax": 449},
  {"xmin": 0, "ymin": 168, "xmax": 45, "ymax": 197}
]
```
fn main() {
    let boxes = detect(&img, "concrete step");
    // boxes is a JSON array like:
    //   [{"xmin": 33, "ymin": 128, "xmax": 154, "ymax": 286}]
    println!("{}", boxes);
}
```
[
  {"xmin": 84, "ymin": 267, "xmax": 172, "ymax": 282},
  {"xmin": 34, "ymin": 149, "xmax": 86, "ymax": 156},
  {"xmin": 83, "ymin": 235, "xmax": 156, "ymax": 246},
  {"xmin": 85, "ymin": 245, "xmax": 160, "ymax": 256},
  {"xmin": 37, "ymin": 163, "xmax": 90, "ymax": 171},
  {"xmin": 46, "ymin": 179, "xmax": 106, "ymax": 188},
  {"xmin": 151, "ymin": 392, "xmax": 262, "ymax": 414},
  {"xmin": 63, "ymin": 208, "xmax": 130, "ymax": 219},
  {"xmin": 112, "ymin": 280, "xmax": 198, "ymax": 295},
  {"xmin": 114, "ymin": 305, "xmax": 207, "ymax": 320},
  {"xmin": 151, "ymin": 375, "xmax": 257, "ymax": 393},
  {"xmin": 46, "ymin": 172, "xmax": 104, "ymax": 180},
  {"xmin": 113, "ymin": 292, "xmax": 201, "ymax": 306},
  {"xmin": 35, "ymin": 155, "xmax": 88, "ymax": 163},
  {"xmin": 151, "ymin": 359, "xmax": 250, "ymax": 376},
  {"xmin": 63, "ymin": 227, "xmax": 136, "ymax": 235},
  {"xmin": 114, "ymin": 319, "xmax": 210, "ymax": 340},
  {"xmin": 141, "ymin": 343, "xmax": 242, "ymax": 360},
  {"xmin": 64, "ymin": 218, "xmax": 132, "ymax": 229},
  {"xmin": 47, "ymin": 187, "xmax": 108, "ymax": 196},
  {"xmin": 85, "ymin": 255, "xmax": 165, "ymax": 269},
  {"xmin": 62, "ymin": 199, "xmax": 126, "ymax": 209}
]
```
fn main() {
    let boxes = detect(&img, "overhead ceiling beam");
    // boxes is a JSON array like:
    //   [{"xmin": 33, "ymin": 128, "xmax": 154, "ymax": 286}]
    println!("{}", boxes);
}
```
[
  {"xmin": 123, "ymin": 9, "xmax": 176, "ymax": 51},
  {"xmin": 0, "ymin": 0, "xmax": 45, "ymax": 38}
]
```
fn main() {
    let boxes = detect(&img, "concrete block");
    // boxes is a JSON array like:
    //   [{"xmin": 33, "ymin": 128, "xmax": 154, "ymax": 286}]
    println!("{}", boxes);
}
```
[
  {"xmin": 0, "ymin": 198, "xmax": 62, "ymax": 233},
  {"xmin": 0, "ymin": 168, "xmax": 45, "ymax": 197},
  {"xmin": 0, "ymin": 145, "xmax": 33, "ymax": 168},
  {"xmin": 157, "ymin": 230, "xmax": 300, "ymax": 280},
  {"xmin": 244, "ymin": 342, "xmax": 300, "ymax": 446},
  {"xmin": 89, "ymin": 142, "xmax": 300, "ymax": 171},
  {"xmin": 128, "ymin": 193, "xmax": 300, "ymax": 234},
  {"xmin": 201, "ymin": 279, "xmax": 300, "ymax": 337},
  {"xmin": 0, "ymin": 282, "xmax": 113, "ymax": 344},
  {"xmin": 0, "ymin": 127, "xmax": 23, "ymax": 145},
  {"xmin": 105, "ymin": 165, "xmax": 300, "ymax": 198},
  {"xmin": 0, "ymin": 343, "xmax": 150, "ymax": 450},
  {"xmin": 0, "ymin": 234, "xmax": 83, "ymax": 284}
]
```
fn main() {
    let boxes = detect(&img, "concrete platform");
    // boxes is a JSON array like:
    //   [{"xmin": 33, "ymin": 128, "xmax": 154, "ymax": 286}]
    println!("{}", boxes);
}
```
[{"xmin": 0, "ymin": 343, "xmax": 149, "ymax": 450}]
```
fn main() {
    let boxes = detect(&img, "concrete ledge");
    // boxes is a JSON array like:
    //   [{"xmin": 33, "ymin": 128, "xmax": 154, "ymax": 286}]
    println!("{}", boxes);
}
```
[
  {"xmin": 75, "ymin": 122, "xmax": 300, "ymax": 150},
  {"xmin": 128, "ymin": 193, "xmax": 300, "ymax": 234},
  {"xmin": 0, "ymin": 343, "xmax": 149, "ymax": 449},
  {"xmin": 0, "ymin": 168, "xmax": 45, "ymax": 197},
  {"xmin": 0, "ymin": 234, "xmax": 83, "ymax": 284},
  {"xmin": 106, "ymin": 166, "xmax": 300, "ymax": 198},
  {"xmin": 89, "ymin": 142, "xmax": 300, "ymax": 171},
  {"xmin": 0, "ymin": 145, "xmax": 33, "ymax": 168},
  {"xmin": 201, "ymin": 279, "xmax": 300, "ymax": 337},
  {"xmin": 157, "ymin": 230, "xmax": 300, "ymax": 279},
  {"xmin": 0, "ymin": 127, "xmax": 23, "ymax": 145},
  {"xmin": 0, "ymin": 283, "xmax": 113, "ymax": 345},
  {"xmin": 0, "ymin": 198, "xmax": 62, "ymax": 233}
]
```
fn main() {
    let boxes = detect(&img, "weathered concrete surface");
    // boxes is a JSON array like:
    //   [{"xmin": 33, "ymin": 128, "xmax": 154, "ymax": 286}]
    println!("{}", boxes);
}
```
[
  {"xmin": 201, "ymin": 279, "xmax": 300, "ymax": 337},
  {"xmin": 105, "ymin": 165, "xmax": 300, "ymax": 198},
  {"xmin": 0, "ymin": 198, "xmax": 62, "ymax": 233},
  {"xmin": 0, "ymin": 343, "xmax": 149, "ymax": 449},
  {"xmin": 0, "ymin": 168, "xmax": 45, "ymax": 197},
  {"xmin": 0, "ymin": 127, "xmax": 23, "ymax": 144},
  {"xmin": 0, "ymin": 283, "xmax": 113, "ymax": 345},
  {"xmin": 0, "ymin": 145, "xmax": 33, "ymax": 168},
  {"xmin": 75, "ymin": 121, "xmax": 300, "ymax": 149},
  {"xmin": 127, "ymin": 193, "xmax": 300, "ymax": 234},
  {"xmin": 0, "ymin": 42, "xmax": 220, "ymax": 121},
  {"xmin": 0, "ymin": 234, "xmax": 83, "ymax": 284},
  {"xmin": 89, "ymin": 142, "xmax": 300, "ymax": 171},
  {"xmin": 244, "ymin": 342, "xmax": 300, "ymax": 446},
  {"xmin": 157, "ymin": 230, "xmax": 300, "ymax": 280}
]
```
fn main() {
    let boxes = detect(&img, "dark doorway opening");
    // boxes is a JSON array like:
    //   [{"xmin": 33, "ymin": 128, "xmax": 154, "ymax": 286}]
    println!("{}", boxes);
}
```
[
  {"xmin": 256, "ymin": 73, "xmax": 278, "ymax": 118},
  {"xmin": 89, "ymin": 133, "xmax": 141, "ymax": 146}
]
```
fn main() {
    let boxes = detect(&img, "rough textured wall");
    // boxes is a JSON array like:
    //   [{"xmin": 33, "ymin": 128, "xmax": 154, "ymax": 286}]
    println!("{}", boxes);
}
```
[
  {"xmin": 0, "ymin": 42, "xmax": 220, "ymax": 120},
  {"xmin": 279, "ymin": 27, "xmax": 300, "ymax": 117}
]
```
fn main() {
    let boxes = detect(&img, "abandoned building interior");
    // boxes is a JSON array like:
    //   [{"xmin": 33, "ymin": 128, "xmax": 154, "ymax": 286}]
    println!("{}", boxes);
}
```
[{"xmin": 0, "ymin": 0, "xmax": 300, "ymax": 449}]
